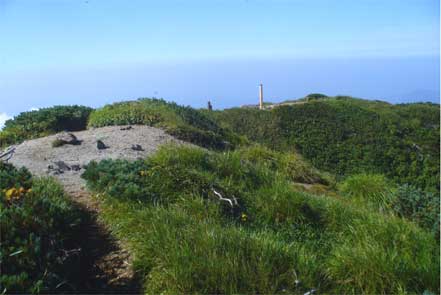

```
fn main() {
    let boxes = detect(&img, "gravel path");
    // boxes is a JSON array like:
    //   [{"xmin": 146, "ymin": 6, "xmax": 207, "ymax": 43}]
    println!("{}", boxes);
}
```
[{"xmin": 5, "ymin": 125, "xmax": 186, "ymax": 293}]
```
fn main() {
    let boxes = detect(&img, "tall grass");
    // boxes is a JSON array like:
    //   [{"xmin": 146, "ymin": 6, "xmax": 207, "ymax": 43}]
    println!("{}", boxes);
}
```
[
  {"xmin": 82, "ymin": 145, "xmax": 439, "ymax": 294},
  {"xmin": 338, "ymin": 173, "xmax": 394, "ymax": 211}
]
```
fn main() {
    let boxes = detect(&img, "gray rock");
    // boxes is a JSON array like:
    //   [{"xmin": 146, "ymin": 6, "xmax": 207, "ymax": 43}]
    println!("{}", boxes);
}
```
[
  {"xmin": 97, "ymin": 140, "xmax": 107, "ymax": 150},
  {"xmin": 56, "ymin": 132, "xmax": 79, "ymax": 145},
  {"xmin": 50, "ymin": 169, "xmax": 63, "ymax": 175},
  {"xmin": 131, "ymin": 144, "xmax": 143, "ymax": 151},
  {"xmin": 71, "ymin": 164, "xmax": 81, "ymax": 171},
  {"xmin": 47, "ymin": 161, "xmax": 69, "ymax": 175},
  {"xmin": 54, "ymin": 160, "xmax": 71, "ymax": 171}
]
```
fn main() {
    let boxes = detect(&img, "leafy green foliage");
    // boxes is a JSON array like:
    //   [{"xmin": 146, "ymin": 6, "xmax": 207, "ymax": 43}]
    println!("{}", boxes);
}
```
[
  {"xmin": 82, "ymin": 145, "xmax": 439, "ymax": 294},
  {"xmin": 88, "ymin": 98, "xmax": 244, "ymax": 150},
  {"xmin": 0, "ymin": 105, "xmax": 93, "ymax": 147},
  {"xmin": 391, "ymin": 184, "xmax": 440, "ymax": 238},
  {"xmin": 0, "ymin": 162, "xmax": 33, "ymax": 190},
  {"xmin": 0, "ymin": 163, "xmax": 83, "ymax": 294},
  {"xmin": 209, "ymin": 97, "xmax": 440, "ymax": 192}
]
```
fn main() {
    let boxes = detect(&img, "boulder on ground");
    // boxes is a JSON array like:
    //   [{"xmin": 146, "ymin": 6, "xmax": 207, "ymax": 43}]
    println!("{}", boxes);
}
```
[
  {"xmin": 97, "ymin": 140, "xmax": 108, "ymax": 150},
  {"xmin": 55, "ymin": 132, "xmax": 80, "ymax": 145},
  {"xmin": 131, "ymin": 144, "xmax": 143, "ymax": 151},
  {"xmin": 47, "ymin": 160, "xmax": 72, "ymax": 174},
  {"xmin": 71, "ymin": 164, "xmax": 81, "ymax": 171},
  {"xmin": 55, "ymin": 160, "xmax": 71, "ymax": 171}
]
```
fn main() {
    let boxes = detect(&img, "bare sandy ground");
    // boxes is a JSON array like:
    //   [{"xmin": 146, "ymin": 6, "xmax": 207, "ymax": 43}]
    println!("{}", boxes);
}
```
[{"xmin": 7, "ymin": 125, "xmax": 184, "ymax": 196}]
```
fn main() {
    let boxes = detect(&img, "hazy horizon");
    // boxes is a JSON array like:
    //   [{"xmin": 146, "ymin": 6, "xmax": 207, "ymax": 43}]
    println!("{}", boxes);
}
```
[{"xmin": 0, "ymin": 0, "xmax": 439, "ymax": 125}]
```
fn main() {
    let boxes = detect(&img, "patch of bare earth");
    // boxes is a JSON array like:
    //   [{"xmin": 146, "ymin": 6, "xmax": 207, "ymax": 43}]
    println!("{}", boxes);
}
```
[{"xmin": 6, "ymin": 125, "xmax": 187, "ymax": 293}]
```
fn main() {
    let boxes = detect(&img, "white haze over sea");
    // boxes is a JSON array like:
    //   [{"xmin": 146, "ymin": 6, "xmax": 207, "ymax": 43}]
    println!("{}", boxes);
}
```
[{"xmin": 0, "ymin": 112, "xmax": 11, "ymax": 130}]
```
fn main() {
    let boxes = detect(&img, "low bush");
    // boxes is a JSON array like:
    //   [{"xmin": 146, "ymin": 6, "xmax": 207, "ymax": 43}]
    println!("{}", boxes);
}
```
[
  {"xmin": 305, "ymin": 93, "xmax": 328, "ymax": 101},
  {"xmin": 391, "ymin": 184, "xmax": 440, "ymax": 238},
  {"xmin": 0, "ymin": 162, "xmax": 33, "ymax": 190},
  {"xmin": 0, "ymin": 163, "xmax": 84, "ymax": 294},
  {"xmin": 0, "ymin": 105, "xmax": 93, "ymax": 147},
  {"xmin": 82, "ymin": 145, "xmax": 439, "ymax": 294}
]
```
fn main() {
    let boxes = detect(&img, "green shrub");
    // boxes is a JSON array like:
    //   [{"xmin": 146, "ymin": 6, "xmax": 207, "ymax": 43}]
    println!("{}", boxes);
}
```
[
  {"xmin": 82, "ymin": 145, "xmax": 439, "ymax": 294},
  {"xmin": 87, "ymin": 100, "xmax": 162, "ymax": 127},
  {"xmin": 0, "ymin": 129, "xmax": 24, "ymax": 148},
  {"xmin": 0, "ymin": 105, "xmax": 93, "ymax": 147},
  {"xmin": 305, "ymin": 93, "xmax": 328, "ymax": 100},
  {"xmin": 0, "ymin": 162, "xmax": 32, "ymax": 190},
  {"xmin": 88, "ymin": 98, "xmax": 243, "ymax": 150},
  {"xmin": 0, "ymin": 163, "xmax": 84, "ymax": 294},
  {"xmin": 391, "ymin": 184, "xmax": 440, "ymax": 238}
]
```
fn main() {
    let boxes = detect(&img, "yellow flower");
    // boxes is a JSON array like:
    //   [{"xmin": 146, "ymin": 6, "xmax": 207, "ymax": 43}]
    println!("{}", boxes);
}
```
[
  {"xmin": 3, "ymin": 187, "xmax": 27, "ymax": 202},
  {"xmin": 5, "ymin": 188, "xmax": 16, "ymax": 201},
  {"xmin": 241, "ymin": 213, "xmax": 248, "ymax": 222}
]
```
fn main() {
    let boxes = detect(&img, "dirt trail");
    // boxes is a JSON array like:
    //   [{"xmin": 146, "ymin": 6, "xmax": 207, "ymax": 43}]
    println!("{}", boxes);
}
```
[
  {"xmin": 5, "ymin": 125, "xmax": 186, "ymax": 293},
  {"xmin": 70, "ymin": 190, "xmax": 141, "ymax": 293}
]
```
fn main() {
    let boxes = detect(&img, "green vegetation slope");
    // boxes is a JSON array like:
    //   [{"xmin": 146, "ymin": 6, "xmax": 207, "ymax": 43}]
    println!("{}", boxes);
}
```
[
  {"xmin": 82, "ymin": 145, "xmax": 439, "ymax": 294},
  {"xmin": 207, "ymin": 96, "xmax": 440, "ymax": 192}
]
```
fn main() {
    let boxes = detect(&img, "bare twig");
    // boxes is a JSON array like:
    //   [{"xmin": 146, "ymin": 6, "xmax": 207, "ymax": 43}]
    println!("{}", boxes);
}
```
[
  {"xmin": 0, "ymin": 146, "xmax": 15, "ymax": 162},
  {"xmin": 212, "ymin": 188, "xmax": 236, "ymax": 207}
]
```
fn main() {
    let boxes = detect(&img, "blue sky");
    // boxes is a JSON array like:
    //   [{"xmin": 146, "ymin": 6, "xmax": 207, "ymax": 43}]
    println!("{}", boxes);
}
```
[{"xmin": 0, "ymin": 0, "xmax": 439, "ymax": 125}]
